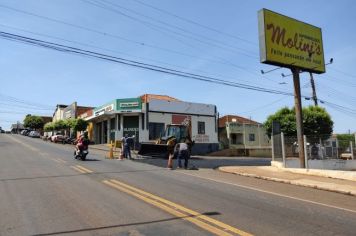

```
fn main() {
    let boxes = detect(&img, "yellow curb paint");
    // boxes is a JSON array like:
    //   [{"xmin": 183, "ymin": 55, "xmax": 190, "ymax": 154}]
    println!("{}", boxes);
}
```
[{"xmin": 104, "ymin": 179, "xmax": 252, "ymax": 236}]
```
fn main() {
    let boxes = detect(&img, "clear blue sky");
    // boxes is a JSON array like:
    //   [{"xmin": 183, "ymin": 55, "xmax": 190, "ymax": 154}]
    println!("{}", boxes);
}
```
[{"xmin": 0, "ymin": 0, "xmax": 355, "ymax": 133}]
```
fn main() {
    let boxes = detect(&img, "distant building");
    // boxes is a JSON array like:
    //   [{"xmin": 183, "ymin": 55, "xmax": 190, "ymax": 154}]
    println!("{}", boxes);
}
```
[
  {"xmin": 219, "ymin": 115, "xmax": 271, "ymax": 157},
  {"xmin": 10, "ymin": 123, "xmax": 25, "ymax": 133},
  {"xmin": 50, "ymin": 102, "xmax": 93, "ymax": 137},
  {"xmin": 52, "ymin": 104, "xmax": 68, "ymax": 122}
]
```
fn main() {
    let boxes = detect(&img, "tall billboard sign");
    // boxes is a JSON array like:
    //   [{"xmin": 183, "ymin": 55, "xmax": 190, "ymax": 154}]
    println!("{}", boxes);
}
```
[{"xmin": 258, "ymin": 8, "xmax": 325, "ymax": 74}]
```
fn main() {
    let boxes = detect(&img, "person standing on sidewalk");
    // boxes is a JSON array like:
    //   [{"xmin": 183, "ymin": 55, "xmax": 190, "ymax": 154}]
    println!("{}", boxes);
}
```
[{"xmin": 121, "ymin": 134, "xmax": 133, "ymax": 160}]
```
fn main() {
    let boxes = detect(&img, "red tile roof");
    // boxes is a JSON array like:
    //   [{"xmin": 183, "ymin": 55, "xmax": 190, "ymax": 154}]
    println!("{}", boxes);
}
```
[
  {"xmin": 140, "ymin": 94, "xmax": 180, "ymax": 103},
  {"xmin": 219, "ymin": 115, "xmax": 260, "ymax": 127}
]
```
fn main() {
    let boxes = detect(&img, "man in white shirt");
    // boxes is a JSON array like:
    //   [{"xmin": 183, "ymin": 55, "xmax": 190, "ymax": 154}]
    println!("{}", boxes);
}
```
[{"xmin": 177, "ymin": 141, "xmax": 190, "ymax": 169}]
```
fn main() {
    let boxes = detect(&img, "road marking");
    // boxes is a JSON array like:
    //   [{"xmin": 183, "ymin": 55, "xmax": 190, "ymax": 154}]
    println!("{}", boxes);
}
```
[
  {"xmin": 179, "ymin": 172, "xmax": 356, "ymax": 214},
  {"xmin": 58, "ymin": 159, "xmax": 66, "ymax": 164},
  {"xmin": 75, "ymin": 165, "xmax": 93, "ymax": 173},
  {"xmin": 103, "ymin": 179, "xmax": 252, "ymax": 236},
  {"xmin": 7, "ymin": 135, "xmax": 39, "ymax": 152},
  {"xmin": 70, "ymin": 166, "xmax": 87, "ymax": 174},
  {"xmin": 52, "ymin": 158, "xmax": 66, "ymax": 164}
]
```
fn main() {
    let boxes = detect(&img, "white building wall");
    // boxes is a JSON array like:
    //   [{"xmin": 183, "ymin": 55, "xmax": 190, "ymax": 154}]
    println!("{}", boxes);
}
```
[
  {"xmin": 191, "ymin": 116, "xmax": 218, "ymax": 143},
  {"xmin": 147, "ymin": 112, "xmax": 217, "ymax": 144}
]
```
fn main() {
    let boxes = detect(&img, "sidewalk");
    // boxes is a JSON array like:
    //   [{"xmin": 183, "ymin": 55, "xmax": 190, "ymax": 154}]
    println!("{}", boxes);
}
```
[
  {"xmin": 219, "ymin": 166, "xmax": 356, "ymax": 196},
  {"xmin": 89, "ymin": 144, "xmax": 141, "ymax": 159}
]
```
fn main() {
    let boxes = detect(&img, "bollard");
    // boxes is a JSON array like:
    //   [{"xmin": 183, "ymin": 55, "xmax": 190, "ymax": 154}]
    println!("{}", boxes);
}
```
[{"xmin": 106, "ymin": 141, "xmax": 114, "ymax": 159}]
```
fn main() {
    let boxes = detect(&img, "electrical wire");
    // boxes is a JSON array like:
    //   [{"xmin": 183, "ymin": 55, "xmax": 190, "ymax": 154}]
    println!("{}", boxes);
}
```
[
  {"xmin": 0, "ymin": 30, "xmax": 300, "ymax": 97},
  {"xmin": 0, "ymin": 23, "xmax": 286, "ymax": 89},
  {"xmin": 131, "ymin": 0, "xmax": 256, "ymax": 46},
  {"xmin": 97, "ymin": 0, "xmax": 256, "ymax": 56},
  {"xmin": 0, "ymin": 3, "xmax": 289, "ymax": 87},
  {"xmin": 83, "ymin": 0, "xmax": 257, "ymax": 59}
]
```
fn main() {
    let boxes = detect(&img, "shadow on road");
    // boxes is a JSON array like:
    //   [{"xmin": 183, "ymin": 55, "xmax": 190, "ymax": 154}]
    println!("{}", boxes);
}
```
[
  {"xmin": 133, "ymin": 156, "xmax": 271, "ymax": 170},
  {"xmin": 31, "ymin": 211, "xmax": 221, "ymax": 236}
]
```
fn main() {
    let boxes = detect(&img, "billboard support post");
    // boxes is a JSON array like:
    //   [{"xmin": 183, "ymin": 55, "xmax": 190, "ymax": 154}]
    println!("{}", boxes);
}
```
[{"xmin": 292, "ymin": 68, "xmax": 306, "ymax": 168}]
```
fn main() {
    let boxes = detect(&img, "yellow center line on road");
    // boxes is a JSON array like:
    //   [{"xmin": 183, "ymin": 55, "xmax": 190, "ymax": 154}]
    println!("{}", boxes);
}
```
[
  {"xmin": 51, "ymin": 158, "xmax": 66, "ymax": 164},
  {"xmin": 52, "ymin": 159, "xmax": 62, "ymax": 163},
  {"xmin": 75, "ymin": 165, "xmax": 93, "ymax": 173},
  {"xmin": 103, "ymin": 179, "xmax": 253, "ymax": 236},
  {"xmin": 7, "ymin": 135, "xmax": 40, "ymax": 152},
  {"xmin": 70, "ymin": 166, "xmax": 87, "ymax": 174},
  {"xmin": 57, "ymin": 159, "xmax": 66, "ymax": 164}
]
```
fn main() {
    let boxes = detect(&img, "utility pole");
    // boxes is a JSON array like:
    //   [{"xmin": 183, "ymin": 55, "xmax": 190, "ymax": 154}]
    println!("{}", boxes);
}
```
[
  {"xmin": 309, "ymin": 72, "xmax": 318, "ymax": 106},
  {"xmin": 292, "ymin": 68, "xmax": 306, "ymax": 168}
]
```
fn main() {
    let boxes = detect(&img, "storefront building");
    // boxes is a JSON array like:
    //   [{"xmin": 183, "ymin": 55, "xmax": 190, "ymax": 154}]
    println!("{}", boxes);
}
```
[{"xmin": 86, "ymin": 95, "xmax": 219, "ymax": 154}]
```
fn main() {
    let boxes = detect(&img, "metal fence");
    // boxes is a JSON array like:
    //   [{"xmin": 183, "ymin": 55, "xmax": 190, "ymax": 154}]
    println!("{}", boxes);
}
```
[{"xmin": 272, "ymin": 133, "xmax": 355, "ymax": 163}]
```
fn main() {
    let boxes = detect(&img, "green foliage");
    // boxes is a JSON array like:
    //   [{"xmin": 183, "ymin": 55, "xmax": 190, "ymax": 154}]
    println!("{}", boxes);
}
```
[
  {"xmin": 336, "ymin": 134, "xmax": 355, "ymax": 149},
  {"xmin": 44, "ymin": 122, "xmax": 55, "ymax": 132},
  {"xmin": 47, "ymin": 118, "xmax": 88, "ymax": 134},
  {"xmin": 53, "ymin": 120, "xmax": 67, "ymax": 131},
  {"xmin": 72, "ymin": 118, "xmax": 88, "ymax": 132},
  {"xmin": 23, "ymin": 115, "xmax": 45, "ymax": 130},
  {"xmin": 264, "ymin": 106, "xmax": 333, "ymax": 139}
]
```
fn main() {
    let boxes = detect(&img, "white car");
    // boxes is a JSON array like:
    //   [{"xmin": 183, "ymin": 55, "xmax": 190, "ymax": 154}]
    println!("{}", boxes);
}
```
[
  {"xmin": 51, "ymin": 134, "xmax": 65, "ymax": 143},
  {"xmin": 29, "ymin": 131, "xmax": 40, "ymax": 138}
]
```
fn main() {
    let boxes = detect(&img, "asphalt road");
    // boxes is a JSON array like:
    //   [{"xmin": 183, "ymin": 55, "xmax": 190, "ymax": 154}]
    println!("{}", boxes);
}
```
[{"xmin": 1, "ymin": 134, "xmax": 355, "ymax": 236}]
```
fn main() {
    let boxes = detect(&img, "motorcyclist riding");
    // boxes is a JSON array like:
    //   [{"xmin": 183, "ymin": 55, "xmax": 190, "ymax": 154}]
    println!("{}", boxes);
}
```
[{"xmin": 75, "ymin": 131, "xmax": 89, "ymax": 155}]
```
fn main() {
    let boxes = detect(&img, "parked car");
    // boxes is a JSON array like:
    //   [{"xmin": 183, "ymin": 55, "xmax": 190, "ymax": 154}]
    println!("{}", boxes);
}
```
[
  {"xmin": 22, "ymin": 129, "xmax": 31, "ymax": 136},
  {"xmin": 29, "ymin": 131, "xmax": 40, "ymax": 138},
  {"xmin": 51, "ymin": 133, "xmax": 65, "ymax": 143}
]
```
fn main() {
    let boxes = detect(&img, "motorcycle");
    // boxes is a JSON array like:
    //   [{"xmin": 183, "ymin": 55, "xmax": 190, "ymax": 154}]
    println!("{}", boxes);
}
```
[{"xmin": 74, "ymin": 145, "xmax": 89, "ymax": 161}]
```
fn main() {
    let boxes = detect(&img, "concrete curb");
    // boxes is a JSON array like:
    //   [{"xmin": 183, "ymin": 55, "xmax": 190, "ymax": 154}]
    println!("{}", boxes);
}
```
[
  {"xmin": 271, "ymin": 161, "xmax": 356, "ymax": 181},
  {"xmin": 218, "ymin": 168, "xmax": 356, "ymax": 197}
]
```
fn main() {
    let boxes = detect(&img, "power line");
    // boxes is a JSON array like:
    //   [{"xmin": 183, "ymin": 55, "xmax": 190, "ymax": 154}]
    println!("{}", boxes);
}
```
[
  {"xmin": 0, "ymin": 93, "xmax": 53, "ymax": 109},
  {"xmin": 131, "ymin": 0, "xmax": 256, "ymax": 46},
  {"xmin": 0, "ymin": 3, "xmax": 288, "ymax": 88},
  {"xmin": 0, "ymin": 102, "xmax": 53, "ymax": 111},
  {"xmin": 98, "ymin": 0, "xmax": 256, "ymax": 56},
  {"xmin": 0, "ymin": 23, "xmax": 285, "ymax": 89},
  {"xmin": 329, "ymin": 67, "xmax": 356, "ymax": 79},
  {"xmin": 239, "ymin": 96, "xmax": 289, "ymax": 114},
  {"xmin": 82, "ymin": 0, "xmax": 258, "ymax": 59},
  {"xmin": 0, "ymin": 30, "xmax": 301, "ymax": 98},
  {"xmin": 0, "ymin": 5, "xmax": 270, "ymax": 81}
]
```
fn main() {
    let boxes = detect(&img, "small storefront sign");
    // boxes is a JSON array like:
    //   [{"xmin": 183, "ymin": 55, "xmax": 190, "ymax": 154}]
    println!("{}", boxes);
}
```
[
  {"xmin": 194, "ymin": 134, "xmax": 210, "ymax": 143},
  {"xmin": 95, "ymin": 104, "xmax": 114, "ymax": 116}
]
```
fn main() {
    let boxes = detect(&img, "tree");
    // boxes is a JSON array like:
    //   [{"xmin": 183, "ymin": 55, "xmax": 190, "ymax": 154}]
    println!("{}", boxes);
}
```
[
  {"xmin": 336, "ymin": 134, "xmax": 355, "ymax": 149},
  {"xmin": 264, "ymin": 106, "xmax": 333, "ymax": 140},
  {"xmin": 44, "ymin": 122, "xmax": 55, "ymax": 132},
  {"xmin": 23, "ymin": 115, "xmax": 44, "ymax": 130},
  {"xmin": 72, "ymin": 118, "xmax": 88, "ymax": 133},
  {"xmin": 53, "ymin": 120, "xmax": 67, "ymax": 131}
]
